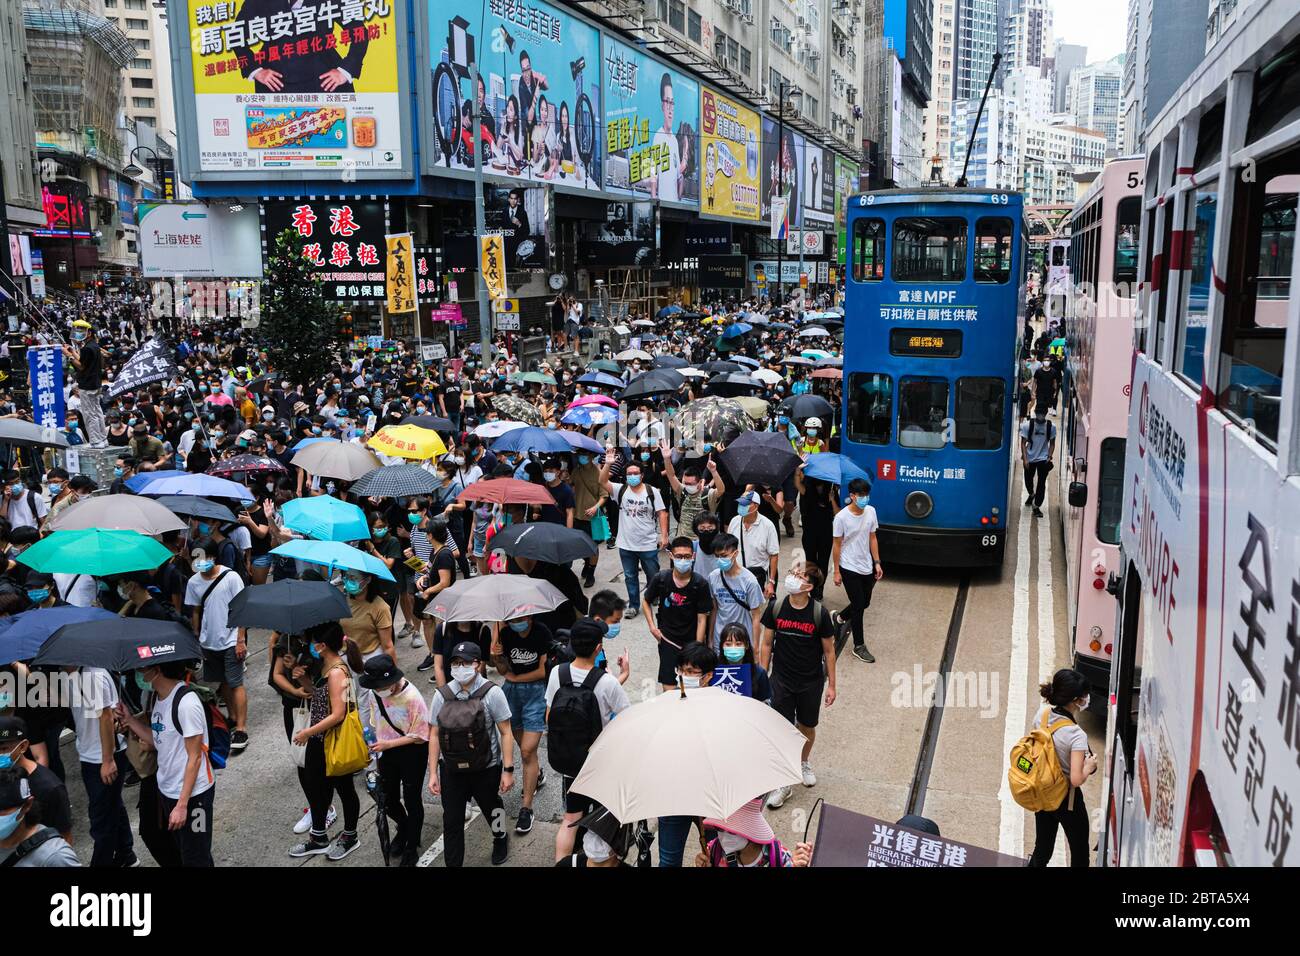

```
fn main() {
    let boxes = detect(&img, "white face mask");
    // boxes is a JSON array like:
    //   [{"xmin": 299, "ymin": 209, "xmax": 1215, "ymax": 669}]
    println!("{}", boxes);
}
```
[
  {"xmin": 717, "ymin": 830, "xmax": 749, "ymax": 855},
  {"xmin": 678, "ymin": 672, "xmax": 702, "ymax": 689},
  {"xmin": 784, "ymin": 574, "xmax": 807, "ymax": 595},
  {"xmin": 451, "ymin": 664, "xmax": 477, "ymax": 685}
]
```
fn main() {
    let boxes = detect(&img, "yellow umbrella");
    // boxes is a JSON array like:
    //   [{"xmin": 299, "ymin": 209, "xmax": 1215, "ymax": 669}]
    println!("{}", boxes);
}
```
[{"xmin": 366, "ymin": 424, "xmax": 447, "ymax": 461}]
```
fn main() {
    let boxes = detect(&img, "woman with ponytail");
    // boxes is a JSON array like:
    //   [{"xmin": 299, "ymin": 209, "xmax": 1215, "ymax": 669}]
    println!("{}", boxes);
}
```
[{"xmin": 1026, "ymin": 668, "xmax": 1097, "ymax": 867}]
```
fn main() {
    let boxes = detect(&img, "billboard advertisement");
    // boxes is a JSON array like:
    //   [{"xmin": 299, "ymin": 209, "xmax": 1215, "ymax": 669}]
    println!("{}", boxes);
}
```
[
  {"xmin": 261, "ymin": 198, "xmax": 387, "ymax": 300},
  {"xmin": 761, "ymin": 116, "xmax": 802, "ymax": 228},
  {"xmin": 602, "ymin": 37, "xmax": 698, "ymax": 205},
  {"xmin": 427, "ymin": 0, "xmax": 602, "ymax": 192},
  {"xmin": 180, "ymin": 0, "xmax": 408, "ymax": 178},
  {"xmin": 138, "ymin": 202, "xmax": 263, "ymax": 277},
  {"xmin": 444, "ymin": 184, "xmax": 550, "ymax": 271},
  {"xmin": 576, "ymin": 201, "xmax": 656, "ymax": 266},
  {"xmin": 802, "ymin": 141, "xmax": 833, "ymax": 228},
  {"xmin": 834, "ymin": 154, "xmax": 859, "ymax": 265},
  {"xmin": 699, "ymin": 88, "xmax": 760, "ymax": 222}
]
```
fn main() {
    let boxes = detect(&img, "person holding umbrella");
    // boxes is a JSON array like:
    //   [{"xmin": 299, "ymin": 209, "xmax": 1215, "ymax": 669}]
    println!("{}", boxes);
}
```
[
  {"xmin": 489, "ymin": 612, "xmax": 553, "ymax": 836},
  {"xmin": 695, "ymin": 797, "xmax": 812, "ymax": 867},
  {"xmin": 358, "ymin": 655, "xmax": 430, "ymax": 867}
]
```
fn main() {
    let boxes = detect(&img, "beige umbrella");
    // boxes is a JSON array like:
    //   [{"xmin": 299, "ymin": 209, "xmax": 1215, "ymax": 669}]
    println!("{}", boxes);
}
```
[
  {"xmin": 569, "ymin": 686, "xmax": 805, "ymax": 821},
  {"xmin": 734, "ymin": 396, "xmax": 771, "ymax": 421},
  {"xmin": 45, "ymin": 494, "xmax": 188, "ymax": 535},
  {"xmin": 291, "ymin": 440, "xmax": 381, "ymax": 481}
]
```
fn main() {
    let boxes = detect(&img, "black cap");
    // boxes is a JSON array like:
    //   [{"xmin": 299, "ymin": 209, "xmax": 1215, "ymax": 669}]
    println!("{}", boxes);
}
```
[
  {"xmin": 0, "ymin": 716, "xmax": 29, "ymax": 744},
  {"xmin": 449, "ymin": 641, "xmax": 482, "ymax": 663},
  {"xmin": 0, "ymin": 771, "xmax": 31, "ymax": 810},
  {"xmin": 896, "ymin": 814, "xmax": 941, "ymax": 836},
  {"xmin": 358, "ymin": 654, "xmax": 403, "ymax": 690}
]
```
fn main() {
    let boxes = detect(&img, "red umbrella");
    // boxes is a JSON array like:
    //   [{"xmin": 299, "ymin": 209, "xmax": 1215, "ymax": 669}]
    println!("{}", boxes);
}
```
[
  {"xmin": 812, "ymin": 368, "xmax": 843, "ymax": 380},
  {"xmin": 207, "ymin": 454, "xmax": 288, "ymax": 477},
  {"xmin": 457, "ymin": 478, "xmax": 557, "ymax": 506}
]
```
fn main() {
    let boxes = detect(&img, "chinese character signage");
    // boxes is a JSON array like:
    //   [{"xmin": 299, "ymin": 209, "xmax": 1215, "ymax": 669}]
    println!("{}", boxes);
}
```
[
  {"xmin": 698, "ymin": 254, "xmax": 746, "ymax": 289},
  {"xmin": 262, "ymin": 198, "xmax": 386, "ymax": 300},
  {"xmin": 811, "ymin": 804, "xmax": 1025, "ymax": 867},
  {"xmin": 138, "ymin": 203, "xmax": 263, "ymax": 278},
  {"xmin": 710, "ymin": 664, "xmax": 753, "ymax": 699},
  {"xmin": 480, "ymin": 234, "xmax": 507, "ymax": 300},
  {"xmin": 385, "ymin": 232, "xmax": 416, "ymax": 313},
  {"xmin": 183, "ymin": 0, "xmax": 406, "ymax": 176},
  {"xmin": 602, "ymin": 36, "xmax": 697, "ymax": 205},
  {"xmin": 107, "ymin": 339, "xmax": 179, "ymax": 400},
  {"xmin": 699, "ymin": 88, "xmax": 760, "ymax": 222},
  {"xmin": 428, "ymin": 0, "xmax": 603, "ymax": 192},
  {"xmin": 28, "ymin": 348, "xmax": 65, "ymax": 429},
  {"xmin": 576, "ymin": 201, "xmax": 656, "ymax": 267}
]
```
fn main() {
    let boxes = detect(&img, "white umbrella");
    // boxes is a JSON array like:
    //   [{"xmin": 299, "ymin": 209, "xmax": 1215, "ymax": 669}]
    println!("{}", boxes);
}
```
[
  {"xmin": 615, "ymin": 349, "xmax": 653, "ymax": 362},
  {"xmin": 426, "ymin": 575, "xmax": 567, "ymax": 623},
  {"xmin": 678, "ymin": 367, "xmax": 709, "ymax": 378},
  {"xmin": 45, "ymin": 494, "xmax": 188, "ymax": 535},
  {"xmin": 474, "ymin": 419, "xmax": 529, "ymax": 439},
  {"xmin": 291, "ymin": 440, "xmax": 380, "ymax": 481},
  {"xmin": 752, "ymin": 368, "xmax": 784, "ymax": 385},
  {"xmin": 569, "ymin": 686, "xmax": 805, "ymax": 821},
  {"xmin": 798, "ymin": 326, "xmax": 830, "ymax": 338}
]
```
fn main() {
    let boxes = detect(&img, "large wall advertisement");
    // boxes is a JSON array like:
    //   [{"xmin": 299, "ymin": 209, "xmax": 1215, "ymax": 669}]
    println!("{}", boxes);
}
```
[
  {"xmin": 181, "ymin": 0, "xmax": 407, "ymax": 177},
  {"xmin": 427, "ymin": 0, "xmax": 602, "ymax": 192},
  {"xmin": 699, "ymin": 88, "xmax": 760, "ymax": 222},
  {"xmin": 761, "ymin": 116, "xmax": 801, "ymax": 229},
  {"xmin": 261, "ymin": 198, "xmax": 387, "ymax": 301},
  {"xmin": 833, "ymin": 154, "xmax": 859, "ymax": 265},
  {"xmin": 602, "ymin": 37, "xmax": 698, "ymax": 205}
]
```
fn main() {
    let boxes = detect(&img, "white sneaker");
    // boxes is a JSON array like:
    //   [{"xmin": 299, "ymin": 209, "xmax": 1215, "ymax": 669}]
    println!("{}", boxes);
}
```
[
  {"xmin": 801, "ymin": 762, "xmax": 817, "ymax": 787},
  {"xmin": 292, "ymin": 805, "xmax": 337, "ymax": 834},
  {"xmin": 410, "ymin": 631, "xmax": 426, "ymax": 649},
  {"xmin": 397, "ymin": 623, "xmax": 413, "ymax": 639},
  {"xmin": 766, "ymin": 786, "xmax": 791, "ymax": 809},
  {"xmin": 465, "ymin": 802, "xmax": 475, "ymax": 822}
]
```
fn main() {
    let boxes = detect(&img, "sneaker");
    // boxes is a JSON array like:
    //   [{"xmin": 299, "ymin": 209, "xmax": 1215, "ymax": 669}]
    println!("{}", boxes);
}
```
[
  {"xmin": 605, "ymin": 539, "xmax": 616, "ymax": 550},
  {"xmin": 491, "ymin": 836, "xmax": 510, "ymax": 865},
  {"xmin": 766, "ymin": 786, "xmax": 791, "ymax": 809},
  {"xmin": 801, "ymin": 762, "xmax": 817, "ymax": 787},
  {"xmin": 1033, "ymin": 507, "xmax": 1044, "ymax": 518},
  {"xmin": 515, "ymin": 806, "xmax": 534, "ymax": 834},
  {"xmin": 293, "ymin": 805, "xmax": 337, "ymax": 834},
  {"xmin": 288, "ymin": 836, "xmax": 331, "ymax": 857},
  {"xmin": 327, "ymin": 832, "xmax": 360, "ymax": 861},
  {"xmin": 582, "ymin": 571, "xmax": 596, "ymax": 589},
  {"xmin": 410, "ymin": 631, "xmax": 425, "ymax": 649},
  {"xmin": 783, "ymin": 516, "xmax": 795, "ymax": 537},
  {"xmin": 122, "ymin": 767, "xmax": 141, "ymax": 788},
  {"xmin": 415, "ymin": 653, "xmax": 437, "ymax": 672},
  {"xmin": 625, "ymin": 606, "xmax": 639, "ymax": 619},
  {"xmin": 230, "ymin": 730, "xmax": 249, "ymax": 753},
  {"xmin": 1025, "ymin": 494, "xmax": 1034, "ymax": 505},
  {"xmin": 852, "ymin": 644, "xmax": 876, "ymax": 663},
  {"xmin": 397, "ymin": 623, "xmax": 413, "ymax": 639},
  {"xmin": 465, "ymin": 803, "xmax": 475, "ymax": 822},
  {"xmin": 118, "ymin": 852, "xmax": 140, "ymax": 868}
]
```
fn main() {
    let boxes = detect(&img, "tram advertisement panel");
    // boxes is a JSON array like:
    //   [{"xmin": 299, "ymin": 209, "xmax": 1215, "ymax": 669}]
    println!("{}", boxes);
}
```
[
  {"xmin": 602, "ymin": 36, "xmax": 698, "ymax": 205},
  {"xmin": 184, "ymin": 0, "xmax": 405, "ymax": 175},
  {"xmin": 428, "ymin": 0, "xmax": 603, "ymax": 192},
  {"xmin": 698, "ymin": 88, "xmax": 760, "ymax": 222}
]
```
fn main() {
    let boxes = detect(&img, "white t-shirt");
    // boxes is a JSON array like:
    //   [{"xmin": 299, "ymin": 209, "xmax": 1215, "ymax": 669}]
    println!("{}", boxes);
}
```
[
  {"xmin": 653, "ymin": 128, "xmax": 682, "ymax": 201},
  {"xmin": 54, "ymin": 573, "xmax": 97, "ymax": 608},
  {"xmin": 71, "ymin": 668, "xmax": 125, "ymax": 763},
  {"xmin": 184, "ymin": 568, "xmax": 245, "ymax": 650},
  {"xmin": 228, "ymin": 525, "xmax": 252, "ymax": 553},
  {"xmin": 707, "ymin": 567, "xmax": 764, "ymax": 648},
  {"xmin": 545, "ymin": 663, "xmax": 630, "ymax": 727},
  {"xmin": 151, "ymin": 684, "xmax": 214, "ymax": 800},
  {"xmin": 609, "ymin": 482, "xmax": 666, "ymax": 553},
  {"xmin": 5, "ymin": 490, "xmax": 48, "ymax": 532},
  {"xmin": 726, "ymin": 514, "xmax": 780, "ymax": 572},
  {"xmin": 832, "ymin": 505, "xmax": 880, "ymax": 575},
  {"xmin": 1034, "ymin": 704, "xmax": 1090, "ymax": 775}
]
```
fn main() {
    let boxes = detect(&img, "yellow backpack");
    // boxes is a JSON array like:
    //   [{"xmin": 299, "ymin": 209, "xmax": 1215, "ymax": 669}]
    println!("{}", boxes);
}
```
[{"xmin": 1008, "ymin": 710, "xmax": 1073, "ymax": 812}]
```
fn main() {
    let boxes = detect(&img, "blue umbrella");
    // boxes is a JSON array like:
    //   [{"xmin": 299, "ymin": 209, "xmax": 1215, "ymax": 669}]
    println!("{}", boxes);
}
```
[
  {"xmin": 490, "ymin": 426, "xmax": 574, "ymax": 455},
  {"xmin": 124, "ymin": 469, "xmax": 186, "ymax": 492},
  {"xmin": 657, "ymin": 305, "xmax": 683, "ymax": 318},
  {"xmin": 722, "ymin": 322, "xmax": 753, "ymax": 339},
  {"xmin": 281, "ymin": 496, "xmax": 370, "ymax": 542},
  {"xmin": 270, "ymin": 540, "xmax": 396, "ymax": 582},
  {"xmin": 0, "ymin": 606, "xmax": 118, "ymax": 666},
  {"xmin": 561, "ymin": 406, "xmax": 620, "ymax": 427},
  {"xmin": 801, "ymin": 453, "xmax": 873, "ymax": 495},
  {"xmin": 577, "ymin": 372, "xmax": 625, "ymax": 390},
  {"xmin": 292, "ymin": 436, "xmax": 337, "ymax": 452},
  {"xmin": 136, "ymin": 472, "xmax": 254, "ymax": 501},
  {"xmin": 558, "ymin": 430, "xmax": 604, "ymax": 454}
]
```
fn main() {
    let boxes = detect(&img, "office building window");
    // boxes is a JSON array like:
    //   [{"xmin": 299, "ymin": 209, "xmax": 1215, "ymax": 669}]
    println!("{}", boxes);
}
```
[
  {"xmin": 740, "ymin": 47, "xmax": 751, "ymax": 76},
  {"xmin": 131, "ymin": 77, "xmax": 153, "ymax": 89},
  {"xmin": 688, "ymin": 9, "xmax": 701, "ymax": 43},
  {"xmin": 132, "ymin": 97, "xmax": 155, "ymax": 109},
  {"xmin": 126, "ymin": 17, "xmax": 148, "ymax": 29},
  {"xmin": 669, "ymin": 0, "xmax": 685, "ymax": 32}
]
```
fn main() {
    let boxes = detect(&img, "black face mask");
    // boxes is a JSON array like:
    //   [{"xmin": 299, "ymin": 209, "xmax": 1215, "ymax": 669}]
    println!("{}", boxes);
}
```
[{"xmin": 697, "ymin": 530, "xmax": 718, "ymax": 553}]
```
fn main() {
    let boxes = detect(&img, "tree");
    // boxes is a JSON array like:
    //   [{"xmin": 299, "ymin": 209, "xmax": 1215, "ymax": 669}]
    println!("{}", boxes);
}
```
[{"xmin": 258, "ymin": 227, "xmax": 341, "ymax": 389}]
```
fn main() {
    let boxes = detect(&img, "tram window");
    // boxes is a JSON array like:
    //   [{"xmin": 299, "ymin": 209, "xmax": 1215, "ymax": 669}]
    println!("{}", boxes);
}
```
[
  {"xmin": 1247, "ymin": 34, "xmax": 1300, "ymax": 146},
  {"xmin": 1193, "ymin": 101, "xmax": 1225, "ymax": 172},
  {"xmin": 892, "ymin": 217, "xmax": 967, "ymax": 282},
  {"xmin": 1115, "ymin": 567, "xmax": 1147, "ymax": 774},
  {"xmin": 1114, "ymin": 198, "xmax": 1140, "ymax": 295},
  {"xmin": 954, "ymin": 378, "xmax": 1005, "ymax": 450},
  {"xmin": 852, "ymin": 217, "xmax": 885, "ymax": 281},
  {"xmin": 1096, "ymin": 437, "xmax": 1126, "ymax": 545},
  {"xmin": 1176, "ymin": 183, "xmax": 1216, "ymax": 386},
  {"xmin": 1217, "ymin": 149, "xmax": 1297, "ymax": 448},
  {"xmin": 1153, "ymin": 201, "xmax": 1175, "ymax": 364},
  {"xmin": 1051, "ymin": 245, "xmax": 1065, "ymax": 266},
  {"xmin": 897, "ymin": 377, "xmax": 949, "ymax": 449},
  {"xmin": 974, "ymin": 218, "xmax": 1013, "ymax": 283},
  {"xmin": 846, "ymin": 372, "xmax": 892, "ymax": 445}
]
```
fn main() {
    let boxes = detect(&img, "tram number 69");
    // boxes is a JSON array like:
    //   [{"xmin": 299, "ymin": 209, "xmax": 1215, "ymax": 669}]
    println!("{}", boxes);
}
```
[
  {"xmin": 980, "ymin": 534, "xmax": 999, "ymax": 547},
  {"xmin": 989, "ymin": 194, "xmax": 1010, "ymax": 205}
]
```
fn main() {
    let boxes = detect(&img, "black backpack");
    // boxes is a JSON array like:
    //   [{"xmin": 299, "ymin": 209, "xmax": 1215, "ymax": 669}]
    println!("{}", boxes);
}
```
[{"xmin": 547, "ymin": 663, "xmax": 604, "ymax": 776}]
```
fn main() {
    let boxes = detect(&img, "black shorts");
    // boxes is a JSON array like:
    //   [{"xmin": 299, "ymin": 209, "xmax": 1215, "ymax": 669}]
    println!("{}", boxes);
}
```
[
  {"xmin": 771, "ymin": 677, "xmax": 823, "ymax": 728},
  {"xmin": 561, "ymin": 774, "xmax": 594, "ymax": 816},
  {"xmin": 656, "ymin": 639, "xmax": 685, "ymax": 686}
]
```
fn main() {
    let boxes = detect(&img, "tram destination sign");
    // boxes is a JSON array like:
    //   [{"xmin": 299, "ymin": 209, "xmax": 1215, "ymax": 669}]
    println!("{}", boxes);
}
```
[{"xmin": 889, "ymin": 328, "xmax": 963, "ymax": 358}]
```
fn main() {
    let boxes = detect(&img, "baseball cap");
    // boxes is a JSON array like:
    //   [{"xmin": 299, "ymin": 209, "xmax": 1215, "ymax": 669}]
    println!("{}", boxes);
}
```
[
  {"xmin": 735, "ymin": 490, "xmax": 760, "ymax": 507},
  {"xmin": 449, "ymin": 641, "xmax": 482, "ymax": 663},
  {"xmin": 0, "ymin": 716, "xmax": 29, "ymax": 744}
]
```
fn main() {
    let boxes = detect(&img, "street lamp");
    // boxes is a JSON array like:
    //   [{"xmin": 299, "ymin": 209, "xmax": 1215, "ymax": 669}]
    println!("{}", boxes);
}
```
[
  {"xmin": 122, "ymin": 145, "xmax": 159, "ymax": 180},
  {"xmin": 775, "ymin": 81, "xmax": 801, "ymax": 305}
]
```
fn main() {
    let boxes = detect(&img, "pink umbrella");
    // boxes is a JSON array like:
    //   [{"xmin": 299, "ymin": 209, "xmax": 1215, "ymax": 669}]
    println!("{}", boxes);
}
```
[
  {"xmin": 205, "ymin": 393, "xmax": 234, "ymax": 407},
  {"xmin": 569, "ymin": 394, "xmax": 618, "ymax": 408}
]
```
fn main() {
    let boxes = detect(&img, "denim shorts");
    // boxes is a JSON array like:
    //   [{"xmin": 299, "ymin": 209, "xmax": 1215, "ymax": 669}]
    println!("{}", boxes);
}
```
[
  {"xmin": 251, "ymin": 554, "xmax": 273, "ymax": 568},
  {"xmin": 502, "ymin": 679, "xmax": 547, "ymax": 733}
]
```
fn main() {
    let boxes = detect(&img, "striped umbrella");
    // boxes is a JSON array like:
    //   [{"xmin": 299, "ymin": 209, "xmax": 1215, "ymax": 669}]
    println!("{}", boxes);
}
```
[{"xmin": 349, "ymin": 464, "xmax": 442, "ymax": 499}]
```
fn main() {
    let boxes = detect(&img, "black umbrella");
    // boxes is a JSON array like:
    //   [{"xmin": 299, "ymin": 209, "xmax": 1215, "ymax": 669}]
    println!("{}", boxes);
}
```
[
  {"xmin": 492, "ymin": 522, "xmax": 598, "ymax": 563},
  {"xmin": 34, "ymin": 619, "xmax": 202, "ymax": 671},
  {"xmin": 401, "ymin": 415, "xmax": 456, "ymax": 433},
  {"xmin": 697, "ymin": 360, "xmax": 745, "ymax": 374},
  {"xmin": 365, "ymin": 769, "xmax": 392, "ymax": 866},
  {"xmin": 154, "ymin": 495, "xmax": 238, "ymax": 522},
  {"xmin": 769, "ymin": 322, "xmax": 793, "ymax": 332},
  {"xmin": 705, "ymin": 373, "xmax": 764, "ymax": 398},
  {"xmin": 226, "ymin": 579, "xmax": 351, "ymax": 633},
  {"xmin": 718, "ymin": 431, "xmax": 801, "ymax": 488},
  {"xmin": 349, "ymin": 464, "xmax": 443, "ymax": 498},
  {"xmin": 653, "ymin": 354, "xmax": 689, "ymax": 369},
  {"xmin": 620, "ymin": 368, "xmax": 685, "ymax": 402},
  {"xmin": 780, "ymin": 394, "xmax": 836, "ymax": 421}
]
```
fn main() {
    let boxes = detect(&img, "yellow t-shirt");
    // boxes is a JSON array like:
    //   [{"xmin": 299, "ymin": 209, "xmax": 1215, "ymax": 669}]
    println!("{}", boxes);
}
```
[{"xmin": 342, "ymin": 596, "xmax": 394, "ymax": 656}]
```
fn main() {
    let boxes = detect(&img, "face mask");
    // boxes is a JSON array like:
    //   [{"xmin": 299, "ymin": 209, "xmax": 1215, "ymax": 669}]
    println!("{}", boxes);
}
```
[
  {"xmin": 199, "ymin": 385, "xmax": 209, "ymax": 393},
  {"xmin": 117, "ymin": 583, "xmax": 133, "ymax": 601},
  {"xmin": 717, "ymin": 829, "xmax": 748, "ymax": 855},
  {"xmin": 604, "ymin": 622, "xmax": 621, "ymax": 639},
  {"xmin": 673, "ymin": 558, "xmax": 694, "ymax": 573},
  {"xmin": 212, "ymin": 432, "xmax": 225, "ymax": 441},
  {"xmin": 343, "ymin": 579, "xmax": 363, "ymax": 596},
  {"xmin": 263, "ymin": 412, "xmax": 274, "ymax": 421},
  {"xmin": 408, "ymin": 513, "xmax": 421, "ymax": 525},
  {"xmin": 312, "ymin": 426, "xmax": 322, "ymax": 435},
  {"xmin": 128, "ymin": 417, "xmax": 138, "ymax": 426},
  {"xmin": 737, "ymin": 504, "xmax": 751, "ymax": 518},
  {"xmin": 784, "ymin": 574, "xmax": 807, "ymax": 595},
  {"xmin": 48, "ymin": 482, "xmax": 62, "ymax": 495},
  {"xmin": 197, "ymin": 522, "xmax": 211, "ymax": 535},
  {"xmin": 543, "ymin": 471, "xmax": 558, "ymax": 483},
  {"xmin": 194, "ymin": 559, "xmax": 215, "ymax": 573},
  {"xmin": 702, "ymin": 443, "xmax": 713, "ymax": 453},
  {"xmin": 546, "ymin": 422, "xmax": 558, "ymax": 430},
  {"xmin": 682, "ymin": 484, "xmax": 698, "ymax": 496},
  {"xmin": 626, "ymin": 475, "xmax": 642, "ymax": 487},
  {"xmin": 307, "ymin": 642, "xmax": 322, "ymax": 660},
  {"xmin": 26, "ymin": 589, "xmax": 49, "ymax": 604},
  {"xmin": 806, "ymin": 429, "xmax": 818, "ymax": 438},
  {"xmin": 450, "ymin": 664, "xmax": 476, "ymax": 685},
  {"xmin": 1080, "ymin": 695, "xmax": 1091, "ymax": 710},
  {"xmin": 722, "ymin": 645, "xmax": 746, "ymax": 663},
  {"xmin": 0, "ymin": 809, "xmax": 22, "ymax": 840},
  {"xmin": 640, "ymin": 452, "xmax": 651, "ymax": 462},
  {"xmin": 577, "ymin": 455, "xmax": 590, "ymax": 466},
  {"xmin": 113, "ymin": 467, "xmax": 124, "ymax": 478},
  {"xmin": 134, "ymin": 671, "xmax": 152, "ymax": 692},
  {"xmin": 193, "ymin": 422, "xmax": 202, "ymax": 431},
  {"xmin": 854, "ymin": 495, "xmax": 870, "ymax": 509},
  {"xmin": 678, "ymin": 672, "xmax": 702, "ymax": 689},
  {"xmin": 508, "ymin": 619, "xmax": 530, "ymax": 633},
  {"xmin": 375, "ymin": 687, "xmax": 394, "ymax": 699},
  {"xmin": 10, "ymin": 484, "xmax": 23, "ymax": 496},
  {"xmin": 717, "ymin": 555, "xmax": 734, "ymax": 572},
  {"xmin": 0, "ymin": 752, "xmax": 16, "ymax": 770},
  {"xmin": 373, "ymin": 527, "xmax": 387, "ymax": 539}
]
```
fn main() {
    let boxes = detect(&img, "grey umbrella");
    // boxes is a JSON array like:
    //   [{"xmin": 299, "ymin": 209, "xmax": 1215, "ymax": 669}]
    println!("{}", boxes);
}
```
[
  {"xmin": 350, "ymin": 464, "xmax": 443, "ymax": 499},
  {"xmin": 426, "ymin": 575, "xmax": 567, "ymax": 623},
  {"xmin": 154, "ymin": 495, "xmax": 238, "ymax": 522},
  {"xmin": 0, "ymin": 419, "xmax": 69, "ymax": 448},
  {"xmin": 45, "ymin": 494, "xmax": 188, "ymax": 535}
]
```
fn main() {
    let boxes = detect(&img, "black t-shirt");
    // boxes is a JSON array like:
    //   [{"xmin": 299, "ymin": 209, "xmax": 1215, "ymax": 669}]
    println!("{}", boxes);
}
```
[
  {"xmin": 372, "ymin": 534, "xmax": 404, "ymax": 590},
  {"xmin": 1033, "ymin": 365, "xmax": 1060, "ymax": 399},
  {"xmin": 499, "ymin": 619, "xmax": 553, "ymax": 677},
  {"xmin": 644, "ymin": 571, "xmax": 712, "ymax": 647},
  {"xmin": 434, "ymin": 621, "xmax": 486, "ymax": 664},
  {"xmin": 76, "ymin": 341, "xmax": 103, "ymax": 390},
  {"xmin": 26, "ymin": 762, "xmax": 72, "ymax": 836},
  {"xmin": 538, "ymin": 481, "xmax": 575, "ymax": 525},
  {"xmin": 761, "ymin": 595, "xmax": 834, "ymax": 688},
  {"xmin": 429, "ymin": 544, "xmax": 457, "ymax": 588},
  {"xmin": 440, "ymin": 383, "xmax": 462, "ymax": 413}
]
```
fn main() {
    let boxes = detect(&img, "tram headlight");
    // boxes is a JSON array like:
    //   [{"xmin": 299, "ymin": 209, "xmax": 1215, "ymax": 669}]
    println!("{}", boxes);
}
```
[{"xmin": 904, "ymin": 490, "xmax": 933, "ymax": 520}]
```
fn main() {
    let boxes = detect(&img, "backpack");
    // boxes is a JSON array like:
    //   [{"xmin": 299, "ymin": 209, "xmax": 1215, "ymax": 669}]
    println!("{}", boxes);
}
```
[
  {"xmin": 546, "ymin": 663, "xmax": 604, "ymax": 776},
  {"xmin": 437, "ymin": 681, "xmax": 495, "ymax": 772},
  {"xmin": 545, "ymin": 629, "xmax": 575, "ymax": 677},
  {"xmin": 1007, "ymin": 709, "xmax": 1074, "ymax": 812},
  {"xmin": 172, "ymin": 683, "xmax": 231, "ymax": 770}
]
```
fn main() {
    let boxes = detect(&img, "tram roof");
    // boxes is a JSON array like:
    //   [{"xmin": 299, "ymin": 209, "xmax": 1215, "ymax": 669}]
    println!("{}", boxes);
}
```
[{"xmin": 847, "ymin": 188, "xmax": 1026, "ymax": 207}]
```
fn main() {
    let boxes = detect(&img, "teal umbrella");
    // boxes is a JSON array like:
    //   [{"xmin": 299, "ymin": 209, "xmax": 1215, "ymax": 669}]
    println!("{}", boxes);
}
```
[
  {"xmin": 281, "ymin": 496, "xmax": 370, "ymax": 542},
  {"xmin": 270, "ymin": 539, "xmax": 396, "ymax": 582},
  {"xmin": 16, "ymin": 529, "xmax": 173, "ymax": 576}
]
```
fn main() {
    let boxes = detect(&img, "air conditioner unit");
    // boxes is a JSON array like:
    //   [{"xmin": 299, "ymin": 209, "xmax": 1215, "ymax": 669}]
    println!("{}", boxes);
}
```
[{"xmin": 742, "ymin": 12, "xmax": 754, "ymax": 25}]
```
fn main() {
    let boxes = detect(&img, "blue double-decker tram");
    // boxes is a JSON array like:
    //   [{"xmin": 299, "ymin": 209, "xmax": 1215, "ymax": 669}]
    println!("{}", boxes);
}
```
[{"xmin": 840, "ymin": 188, "xmax": 1027, "ymax": 567}]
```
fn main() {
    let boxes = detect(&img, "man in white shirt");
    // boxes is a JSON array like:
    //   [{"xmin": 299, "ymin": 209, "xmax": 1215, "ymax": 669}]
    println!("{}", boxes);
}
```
[
  {"xmin": 599, "ymin": 456, "xmax": 668, "ymax": 617},
  {"xmin": 726, "ymin": 490, "xmax": 780, "ymax": 599},
  {"xmin": 70, "ymin": 665, "xmax": 136, "ymax": 867},
  {"xmin": 649, "ymin": 72, "xmax": 686, "ymax": 202},
  {"xmin": 831, "ymin": 478, "xmax": 884, "ymax": 663},
  {"xmin": 185, "ymin": 544, "xmax": 249, "ymax": 752},
  {"xmin": 0, "ymin": 472, "xmax": 48, "ymax": 533}
]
